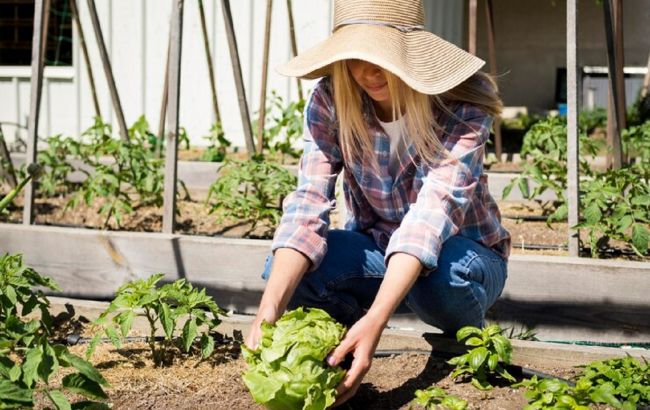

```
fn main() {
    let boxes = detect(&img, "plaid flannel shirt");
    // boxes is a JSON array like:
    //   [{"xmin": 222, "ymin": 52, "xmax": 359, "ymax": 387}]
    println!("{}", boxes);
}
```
[{"xmin": 272, "ymin": 77, "xmax": 511, "ymax": 272}]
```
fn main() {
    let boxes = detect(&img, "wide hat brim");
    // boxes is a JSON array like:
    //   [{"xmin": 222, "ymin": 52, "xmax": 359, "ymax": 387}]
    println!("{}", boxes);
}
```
[{"xmin": 276, "ymin": 24, "xmax": 485, "ymax": 95}]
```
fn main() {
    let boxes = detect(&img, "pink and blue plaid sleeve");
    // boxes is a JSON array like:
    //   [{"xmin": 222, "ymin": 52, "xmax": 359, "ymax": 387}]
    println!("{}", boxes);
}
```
[
  {"xmin": 385, "ymin": 103, "xmax": 492, "ymax": 271},
  {"xmin": 271, "ymin": 80, "xmax": 343, "ymax": 270}
]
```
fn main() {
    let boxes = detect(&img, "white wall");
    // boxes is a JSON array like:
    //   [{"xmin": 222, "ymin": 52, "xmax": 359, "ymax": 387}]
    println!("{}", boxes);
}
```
[{"xmin": 0, "ymin": 0, "xmax": 333, "ymax": 150}]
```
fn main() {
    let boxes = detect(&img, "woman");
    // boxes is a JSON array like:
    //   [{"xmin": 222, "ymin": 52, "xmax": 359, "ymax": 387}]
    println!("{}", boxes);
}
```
[{"xmin": 245, "ymin": 0, "xmax": 511, "ymax": 405}]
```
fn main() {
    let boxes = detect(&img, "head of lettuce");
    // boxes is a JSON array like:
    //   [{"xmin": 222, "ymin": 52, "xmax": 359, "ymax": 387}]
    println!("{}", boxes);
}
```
[{"xmin": 241, "ymin": 307, "xmax": 347, "ymax": 410}]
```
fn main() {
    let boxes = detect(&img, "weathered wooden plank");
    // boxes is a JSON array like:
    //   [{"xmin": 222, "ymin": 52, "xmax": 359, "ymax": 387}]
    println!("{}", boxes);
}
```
[
  {"xmin": 484, "ymin": 0, "xmax": 502, "ymax": 162},
  {"xmin": 566, "ymin": 0, "xmax": 580, "ymax": 257},
  {"xmin": 286, "ymin": 0, "xmax": 303, "ymax": 100},
  {"xmin": 198, "ymin": 0, "xmax": 221, "ymax": 124},
  {"xmin": 256, "ymin": 0, "xmax": 274, "ymax": 154},
  {"xmin": 0, "ymin": 126, "xmax": 17, "ymax": 188},
  {"xmin": 603, "ymin": 0, "xmax": 624, "ymax": 169},
  {"xmin": 23, "ymin": 0, "xmax": 50, "ymax": 226},
  {"xmin": 69, "ymin": 0, "xmax": 101, "ymax": 118},
  {"xmin": 1, "ymin": 223, "xmax": 649, "ymax": 342},
  {"xmin": 467, "ymin": 0, "xmax": 477, "ymax": 55},
  {"xmin": 220, "ymin": 0, "xmax": 255, "ymax": 156},
  {"xmin": 162, "ymin": 0, "xmax": 185, "ymax": 234},
  {"xmin": 86, "ymin": 0, "xmax": 129, "ymax": 142}
]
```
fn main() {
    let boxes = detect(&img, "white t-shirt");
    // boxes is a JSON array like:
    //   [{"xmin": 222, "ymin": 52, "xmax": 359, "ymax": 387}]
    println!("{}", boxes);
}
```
[{"xmin": 378, "ymin": 116, "xmax": 408, "ymax": 178}]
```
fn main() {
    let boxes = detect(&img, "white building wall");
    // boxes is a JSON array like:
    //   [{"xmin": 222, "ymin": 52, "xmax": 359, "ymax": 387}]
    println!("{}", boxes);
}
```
[{"xmin": 0, "ymin": 0, "xmax": 333, "ymax": 150}]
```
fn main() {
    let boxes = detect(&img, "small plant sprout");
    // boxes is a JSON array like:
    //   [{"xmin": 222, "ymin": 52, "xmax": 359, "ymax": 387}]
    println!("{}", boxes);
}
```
[
  {"xmin": 201, "ymin": 122, "xmax": 231, "ymax": 162},
  {"xmin": 578, "ymin": 356, "xmax": 650, "ymax": 409},
  {"xmin": 411, "ymin": 386, "xmax": 468, "ymax": 410},
  {"xmin": 0, "ymin": 253, "xmax": 109, "ymax": 409},
  {"xmin": 447, "ymin": 324, "xmax": 516, "ymax": 390},
  {"xmin": 86, "ymin": 274, "xmax": 227, "ymax": 367},
  {"xmin": 514, "ymin": 376, "xmax": 591, "ymax": 410}
]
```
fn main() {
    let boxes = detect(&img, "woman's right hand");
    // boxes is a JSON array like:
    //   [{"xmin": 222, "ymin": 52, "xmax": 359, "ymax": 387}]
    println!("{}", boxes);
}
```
[{"xmin": 245, "ymin": 304, "xmax": 280, "ymax": 349}]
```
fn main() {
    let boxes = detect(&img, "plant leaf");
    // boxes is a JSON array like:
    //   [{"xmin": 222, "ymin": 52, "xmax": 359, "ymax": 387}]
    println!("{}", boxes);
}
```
[
  {"xmin": 47, "ymin": 389, "xmax": 72, "ymax": 410},
  {"xmin": 200, "ymin": 333, "xmax": 214, "ymax": 359},
  {"xmin": 182, "ymin": 318, "xmax": 198, "ymax": 353},
  {"xmin": 62, "ymin": 373, "xmax": 108, "ymax": 400}
]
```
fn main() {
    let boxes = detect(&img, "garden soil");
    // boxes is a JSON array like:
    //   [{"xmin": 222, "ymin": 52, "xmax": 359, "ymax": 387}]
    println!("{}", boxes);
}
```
[{"xmin": 37, "ymin": 341, "xmax": 595, "ymax": 410}]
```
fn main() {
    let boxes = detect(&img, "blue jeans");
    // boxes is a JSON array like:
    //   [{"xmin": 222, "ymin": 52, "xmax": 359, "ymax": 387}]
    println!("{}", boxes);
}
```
[{"xmin": 262, "ymin": 230, "xmax": 508, "ymax": 333}]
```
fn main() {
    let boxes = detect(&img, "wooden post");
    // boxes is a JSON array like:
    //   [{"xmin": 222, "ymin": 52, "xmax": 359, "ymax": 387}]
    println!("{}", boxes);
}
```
[
  {"xmin": 198, "ymin": 0, "xmax": 221, "ymax": 124},
  {"xmin": 86, "ymin": 0, "xmax": 129, "ymax": 142},
  {"xmin": 286, "ymin": 0, "xmax": 303, "ymax": 100},
  {"xmin": 567, "ymin": 0, "xmax": 580, "ymax": 257},
  {"xmin": 484, "ymin": 0, "xmax": 501, "ymax": 161},
  {"xmin": 468, "ymin": 0, "xmax": 477, "ymax": 55},
  {"xmin": 162, "ymin": 0, "xmax": 185, "ymax": 234},
  {"xmin": 0, "ymin": 126, "xmax": 17, "ymax": 189},
  {"xmin": 69, "ymin": 0, "xmax": 101, "ymax": 119},
  {"xmin": 157, "ymin": 28, "xmax": 172, "ymax": 157},
  {"xmin": 256, "ymin": 0, "xmax": 273, "ymax": 154},
  {"xmin": 23, "ymin": 0, "xmax": 50, "ymax": 225},
  {"xmin": 221, "ymin": 0, "xmax": 255, "ymax": 157},
  {"xmin": 603, "ymin": 0, "xmax": 624, "ymax": 169}
]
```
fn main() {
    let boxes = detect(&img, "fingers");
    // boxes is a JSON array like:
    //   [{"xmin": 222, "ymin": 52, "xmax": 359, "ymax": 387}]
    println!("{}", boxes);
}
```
[
  {"xmin": 327, "ymin": 337, "xmax": 353, "ymax": 367},
  {"xmin": 333, "ymin": 354, "xmax": 371, "ymax": 407}
]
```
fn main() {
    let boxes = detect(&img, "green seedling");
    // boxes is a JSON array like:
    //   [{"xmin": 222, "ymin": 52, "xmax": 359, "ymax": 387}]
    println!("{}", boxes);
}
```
[
  {"xmin": 201, "ymin": 122, "xmax": 231, "ymax": 162},
  {"xmin": 447, "ymin": 324, "xmax": 516, "ymax": 390},
  {"xmin": 514, "ymin": 376, "xmax": 591, "ymax": 410},
  {"xmin": 206, "ymin": 158, "xmax": 296, "ymax": 236},
  {"xmin": 0, "ymin": 253, "xmax": 109, "ymax": 409},
  {"xmin": 410, "ymin": 386, "xmax": 468, "ymax": 410},
  {"xmin": 578, "ymin": 356, "xmax": 650, "ymax": 409},
  {"xmin": 86, "ymin": 274, "xmax": 227, "ymax": 367},
  {"xmin": 261, "ymin": 91, "xmax": 305, "ymax": 163}
]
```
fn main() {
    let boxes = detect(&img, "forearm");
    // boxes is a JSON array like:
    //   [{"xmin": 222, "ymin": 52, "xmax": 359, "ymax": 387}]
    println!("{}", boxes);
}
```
[
  {"xmin": 257, "ymin": 248, "xmax": 311, "ymax": 318},
  {"xmin": 366, "ymin": 253, "xmax": 423, "ymax": 325}
]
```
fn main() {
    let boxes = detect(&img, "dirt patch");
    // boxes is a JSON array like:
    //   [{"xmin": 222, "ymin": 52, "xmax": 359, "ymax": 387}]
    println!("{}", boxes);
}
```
[{"xmin": 34, "ymin": 341, "xmax": 591, "ymax": 410}]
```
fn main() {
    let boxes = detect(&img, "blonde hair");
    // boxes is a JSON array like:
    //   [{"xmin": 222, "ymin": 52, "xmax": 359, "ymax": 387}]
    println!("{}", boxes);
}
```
[{"xmin": 331, "ymin": 60, "xmax": 502, "ymax": 168}]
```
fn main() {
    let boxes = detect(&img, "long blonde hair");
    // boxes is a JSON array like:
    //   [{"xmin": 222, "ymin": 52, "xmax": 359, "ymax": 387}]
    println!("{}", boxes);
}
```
[{"xmin": 331, "ymin": 60, "xmax": 502, "ymax": 168}]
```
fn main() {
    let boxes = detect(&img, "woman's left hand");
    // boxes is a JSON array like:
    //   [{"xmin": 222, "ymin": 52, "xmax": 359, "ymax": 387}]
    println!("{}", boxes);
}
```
[{"xmin": 326, "ymin": 311, "xmax": 387, "ymax": 407}]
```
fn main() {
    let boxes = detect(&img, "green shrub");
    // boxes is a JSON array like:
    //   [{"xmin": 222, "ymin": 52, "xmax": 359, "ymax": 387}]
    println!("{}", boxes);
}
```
[{"xmin": 86, "ymin": 274, "xmax": 226, "ymax": 367}]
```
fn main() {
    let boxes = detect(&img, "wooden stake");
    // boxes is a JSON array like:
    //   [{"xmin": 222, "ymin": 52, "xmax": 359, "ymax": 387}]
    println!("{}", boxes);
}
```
[
  {"xmin": 468, "ymin": 0, "xmax": 477, "ymax": 55},
  {"xmin": 86, "ymin": 0, "xmax": 129, "ymax": 142},
  {"xmin": 256, "ymin": 0, "xmax": 273, "ymax": 155},
  {"xmin": 0, "ymin": 126, "xmax": 17, "ymax": 189},
  {"xmin": 162, "ymin": 0, "xmax": 185, "ymax": 234},
  {"xmin": 484, "ymin": 0, "xmax": 502, "ymax": 161},
  {"xmin": 221, "ymin": 0, "xmax": 255, "ymax": 156},
  {"xmin": 23, "ymin": 0, "xmax": 50, "ymax": 225},
  {"xmin": 603, "ymin": 0, "xmax": 623, "ymax": 169},
  {"xmin": 567, "ymin": 0, "xmax": 580, "ymax": 257},
  {"xmin": 69, "ymin": 0, "xmax": 101, "ymax": 119},
  {"xmin": 286, "ymin": 0, "xmax": 303, "ymax": 100},
  {"xmin": 198, "ymin": 0, "xmax": 221, "ymax": 124},
  {"xmin": 157, "ymin": 29, "xmax": 172, "ymax": 157}
]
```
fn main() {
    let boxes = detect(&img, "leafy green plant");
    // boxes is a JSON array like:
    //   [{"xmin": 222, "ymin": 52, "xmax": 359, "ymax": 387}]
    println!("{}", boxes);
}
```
[
  {"xmin": 201, "ymin": 122, "xmax": 231, "ymax": 162},
  {"xmin": 260, "ymin": 91, "xmax": 305, "ymax": 163},
  {"xmin": 206, "ymin": 158, "xmax": 296, "ymax": 236},
  {"xmin": 578, "ymin": 107, "xmax": 607, "ymax": 135},
  {"xmin": 129, "ymin": 115, "xmax": 190, "ymax": 156},
  {"xmin": 447, "ymin": 325, "xmax": 516, "ymax": 390},
  {"xmin": 0, "ymin": 253, "xmax": 109, "ymax": 409},
  {"xmin": 86, "ymin": 273, "xmax": 226, "ymax": 367},
  {"xmin": 575, "ymin": 164, "xmax": 650, "ymax": 256},
  {"xmin": 67, "ymin": 117, "xmax": 165, "ymax": 227},
  {"xmin": 514, "ymin": 376, "xmax": 591, "ymax": 410},
  {"xmin": 241, "ymin": 307, "xmax": 346, "ymax": 410},
  {"xmin": 577, "ymin": 356, "xmax": 650, "ymax": 409},
  {"xmin": 36, "ymin": 134, "xmax": 81, "ymax": 197},
  {"xmin": 410, "ymin": 386, "xmax": 468, "ymax": 410},
  {"xmin": 622, "ymin": 120, "xmax": 650, "ymax": 165},
  {"xmin": 502, "ymin": 116, "xmax": 602, "ymax": 221}
]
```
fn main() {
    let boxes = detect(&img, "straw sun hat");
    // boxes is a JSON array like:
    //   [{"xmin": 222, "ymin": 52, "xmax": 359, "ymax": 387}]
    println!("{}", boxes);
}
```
[{"xmin": 276, "ymin": 0, "xmax": 485, "ymax": 95}]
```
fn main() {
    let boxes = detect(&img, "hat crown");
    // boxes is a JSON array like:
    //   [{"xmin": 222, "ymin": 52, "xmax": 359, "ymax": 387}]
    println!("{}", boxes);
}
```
[{"xmin": 334, "ymin": 0, "xmax": 424, "ymax": 28}]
